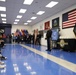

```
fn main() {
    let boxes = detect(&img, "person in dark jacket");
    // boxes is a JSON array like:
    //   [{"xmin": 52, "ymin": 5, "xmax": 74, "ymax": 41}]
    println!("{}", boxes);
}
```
[
  {"xmin": 73, "ymin": 23, "xmax": 76, "ymax": 37},
  {"xmin": 36, "ymin": 32, "xmax": 41, "ymax": 45},
  {"xmin": 46, "ymin": 27, "xmax": 52, "ymax": 51}
]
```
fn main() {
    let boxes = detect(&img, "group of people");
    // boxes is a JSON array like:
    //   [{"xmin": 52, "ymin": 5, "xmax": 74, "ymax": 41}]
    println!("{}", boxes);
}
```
[
  {"xmin": 0, "ymin": 29, "xmax": 42, "ymax": 45},
  {"xmin": 33, "ymin": 29, "xmax": 41, "ymax": 45},
  {"xmin": 45, "ymin": 23, "xmax": 76, "ymax": 51},
  {"xmin": 11, "ymin": 29, "xmax": 42, "ymax": 45},
  {"xmin": 12, "ymin": 33, "xmax": 32, "ymax": 44},
  {"xmin": 0, "ymin": 33, "xmax": 7, "ymax": 69}
]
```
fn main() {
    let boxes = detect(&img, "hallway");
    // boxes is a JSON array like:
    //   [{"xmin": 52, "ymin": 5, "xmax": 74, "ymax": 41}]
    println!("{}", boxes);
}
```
[{"xmin": 0, "ymin": 44, "xmax": 76, "ymax": 75}]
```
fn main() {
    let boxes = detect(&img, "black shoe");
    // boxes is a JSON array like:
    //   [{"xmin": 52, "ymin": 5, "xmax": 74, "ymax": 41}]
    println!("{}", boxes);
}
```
[
  {"xmin": 1, "ymin": 56, "xmax": 7, "ymax": 60},
  {"xmin": 46, "ymin": 49, "xmax": 51, "ymax": 51}
]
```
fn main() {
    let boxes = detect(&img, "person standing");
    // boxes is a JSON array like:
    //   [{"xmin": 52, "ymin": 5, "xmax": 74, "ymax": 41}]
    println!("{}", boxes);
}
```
[
  {"xmin": 73, "ymin": 23, "xmax": 76, "ymax": 37},
  {"xmin": 46, "ymin": 27, "xmax": 52, "ymax": 51},
  {"xmin": 33, "ymin": 30, "xmax": 35, "ymax": 44}
]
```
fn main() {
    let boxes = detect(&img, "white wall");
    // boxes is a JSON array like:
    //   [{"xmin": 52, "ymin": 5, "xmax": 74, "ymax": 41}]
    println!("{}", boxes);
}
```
[
  {"xmin": 32, "ymin": 5, "xmax": 76, "ymax": 46},
  {"xmin": 11, "ymin": 25, "xmax": 32, "ymax": 34}
]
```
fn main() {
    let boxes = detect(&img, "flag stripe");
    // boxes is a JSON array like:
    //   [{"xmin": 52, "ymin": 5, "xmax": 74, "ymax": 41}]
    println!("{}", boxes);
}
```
[
  {"xmin": 63, "ymin": 19, "xmax": 76, "ymax": 24},
  {"xmin": 63, "ymin": 24, "xmax": 75, "ymax": 27},
  {"xmin": 68, "ymin": 10, "xmax": 76, "ymax": 15},
  {"xmin": 63, "ymin": 20, "xmax": 76, "ymax": 27},
  {"xmin": 68, "ymin": 13, "xmax": 76, "ymax": 17},
  {"xmin": 68, "ymin": 16, "xmax": 76, "ymax": 20},
  {"xmin": 64, "ymin": 23, "xmax": 75, "ymax": 26},
  {"xmin": 63, "ymin": 23, "xmax": 75, "ymax": 26}
]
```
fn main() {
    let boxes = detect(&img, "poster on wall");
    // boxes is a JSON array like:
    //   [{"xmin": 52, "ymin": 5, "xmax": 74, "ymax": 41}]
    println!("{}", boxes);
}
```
[
  {"xmin": 62, "ymin": 9, "xmax": 76, "ymax": 29},
  {"xmin": 44, "ymin": 21, "xmax": 50, "ymax": 30},
  {"xmin": 40, "ymin": 25, "xmax": 43, "ymax": 30},
  {"xmin": 52, "ymin": 17, "xmax": 59, "ymax": 28}
]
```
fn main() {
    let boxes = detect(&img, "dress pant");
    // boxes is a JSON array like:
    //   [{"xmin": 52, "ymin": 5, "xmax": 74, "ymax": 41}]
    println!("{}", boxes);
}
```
[{"xmin": 47, "ymin": 38, "xmax": 51, "ymax": 50}]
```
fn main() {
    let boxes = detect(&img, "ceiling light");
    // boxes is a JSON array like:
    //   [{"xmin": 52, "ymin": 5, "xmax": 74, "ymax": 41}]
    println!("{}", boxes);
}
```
[
  {"xmin": 16, "ymin": 73, "xmax": 21, "ymax": 75},
  {"xmin": 27, "ymin": 20, "xmax": 32, "ymax": 23},
  {"xmin": 14, "ymin": 67, "xmax": 19, "ymax": 72},
  {"xmin": 23, "ymin": 0, "xmax": 34, "ymax": 5},
  {"xmin": 17, "ymin": 15, "xmax": 22, "ymax": 18},
  {"xmin": 0, "ymin": 6, "xmax": 6, "ymax": 11},
  {"xmin": 2, "ymin": 18, "xmax": 6, "ymax": 21},
  {"xmin": 3, "ymin": 22, "xmax": 6, "ymax": 23},
  {"xmin": 30, "ymin": 71, "xmax": 37, "ymax": 75},
  {"xmin": 24, "ymin": 63, "xmax": 28, "ymax": 66},
  {"xmin": 24, "ymin": 23, "xmax": 28, "ymax": 25},
  {"xmin": 0, "ymin": 0, "xmax": 6, "ymax": 2},
  {"xmin": 19, "ymin": 9, "xmax": 27, "ymax": 13},
  {"xmin": 37, "ymin": 11, "xmax": 45, "ymax": 15},
  {"xmin": 26, "ymin": 66, "xmax": 32, "ymax": 70},
  {"xmin": 1, "ymin": 14, "xmax": 6, "ymax": 17},
  {"xmin": 14, "ymin": 22, "xmax": 17, "ymax": 24},
  {"xmin": 31, "ymin": 17, "xmax": 37, "ymax": 20},
  {"xmin": 13, "ymin": 64, "xmax": 17, "ymax": 67},
  {"xmin": 45, "ymin": 1, "xmax": 58, "ymax": 8},
  {"xmin": 15, "ymin": 19, "xmax": 19, "ymax": 22}
]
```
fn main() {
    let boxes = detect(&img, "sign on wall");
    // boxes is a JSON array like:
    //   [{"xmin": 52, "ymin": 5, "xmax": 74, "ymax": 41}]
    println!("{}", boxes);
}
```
[
  {"xmin": 44, "ymin": 21, "xmax": 50, "ymax": 30},
  {"xmin": 52, "ymin": 17, "xmax": 59, "ymax": 28}
]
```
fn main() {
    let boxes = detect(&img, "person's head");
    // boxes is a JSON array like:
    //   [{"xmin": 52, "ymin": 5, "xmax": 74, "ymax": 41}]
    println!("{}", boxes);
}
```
[
  {"xmin": 48, "ymin": 26, "xmax": 51, "ymax": 30},
  {"xmin": 36, "ymin": 29, "xmax": 38, "ymax": 32}
]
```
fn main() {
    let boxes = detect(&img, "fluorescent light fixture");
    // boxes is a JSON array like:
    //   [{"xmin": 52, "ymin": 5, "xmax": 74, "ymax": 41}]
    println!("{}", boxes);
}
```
[
  {"xmin": 2, "ymin": 18, "xmax": 6, "ymax": 21},
  {"xmin": 37, "ymin": 11, "xmax": 45, "ymax": 15},
  {"xmin": 13, "ymin": 64, "xmax": 17, "ymax": 67},
  {"xmin": 15, "ymin": 19, "xmax": 19, "ymax": 22},
  {"xmin": 19, "ymin": 9, "xmax": 27, "ymax": 13},
  {"xmin": 31, "ymin": 72, "xmax": 36, "ymax": 75},
  {"xmin": 27, "ymin": 20, "xmax": 32, "ymax": 23},
  {"xmin": 26, "ymin": 66, "xmax": 32, "ymax": 70},
  {"xmin": 24, "ymin": 23, "xmax": 28, "ymax": 25},
  {"xmin": 14, "ymin": 67, "xmax": 19, "ymax": 72},
  {"xmin": 17, "ymin": 15, "xmax": 22, "ymax": 18},
  {"xmin": 16, "ymin": 73, "xmax": 21, "ymax": 75},
  {"xmin": 46, "ymin": 1, "xmax": 58, "ymax": 8},
  {"xmin": 31, "ymin": 17, "xmax": 37, "ymax": 20},
  {"xmin": 23, "ymin": 0, "xmax": 34, "ymax": 5},
  {"xmin": 3, "ymin": 21, "xmax": 6, "ymax": 23},
  {"xmin": 0, "ymin": 6, "xmax": 6, "ymax": 11},
  {"xmin": 0, "ymin": 0, "xmax": 6, "ymax": 2},
  {"xmin": 24, "ymin": 63, "xmax": 28, "ymax": 66},
  {"xmin": 14, "ymin": 22, "xmax": 17, "ymax": 24},
  {"xmin": 1, "ymin": 14, "xmax": 6, "ymax": 17}
]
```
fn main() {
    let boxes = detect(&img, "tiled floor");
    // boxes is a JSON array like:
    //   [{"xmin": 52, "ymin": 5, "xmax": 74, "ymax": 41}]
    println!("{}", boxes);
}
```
[{"xmin": 0, "ymin": 44, "xmax": 76, "ymax": 75}]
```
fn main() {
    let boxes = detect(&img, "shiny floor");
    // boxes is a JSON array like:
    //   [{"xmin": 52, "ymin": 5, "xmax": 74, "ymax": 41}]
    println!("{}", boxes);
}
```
[{"xmin": 0, "ymin": 44, "xmax": 76, "ymax": 75}]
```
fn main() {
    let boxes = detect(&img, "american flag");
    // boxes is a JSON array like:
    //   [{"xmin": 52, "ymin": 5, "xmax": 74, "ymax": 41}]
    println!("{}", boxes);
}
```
[{"xmin": 62, "ymin": 9, "xmax": 76, "ymax": 28}]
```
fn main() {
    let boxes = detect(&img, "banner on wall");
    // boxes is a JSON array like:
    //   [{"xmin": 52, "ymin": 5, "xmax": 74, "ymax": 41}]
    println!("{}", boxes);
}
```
[
  {"xmin": 52, "ymin": 17, "xmax": 59, "ymax": 28},
  {"xmin": 62, "ymin": 9, "xmax": 76, "ymax": 29},
  {"xmin": 44, "ymin": 21, "xmax": 50, "ymax": 30}
]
